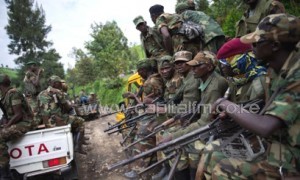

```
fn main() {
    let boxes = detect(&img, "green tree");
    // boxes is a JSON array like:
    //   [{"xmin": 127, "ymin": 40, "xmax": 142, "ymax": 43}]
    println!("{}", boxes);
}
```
[
  {"xmin": 85, "ymin": 21, "xmax": 132, "ymax": 79},
  {"xmin": 5, "ymin": 0, "xmax": 64, "ymax": 86},
  {"xmin": 281, "ymin": 0, "xmax": 300, "ymax": 17},
  {"xmin": 5, "ymin": 0, "xmax": 52, "ymax": 65},
  {"xmin": 71, "ymin": 48, "xmax": 97, "ymax": 85}
]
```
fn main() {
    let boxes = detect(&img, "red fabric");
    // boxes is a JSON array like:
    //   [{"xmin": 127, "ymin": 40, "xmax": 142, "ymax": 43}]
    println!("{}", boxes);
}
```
[{"xmin": 217, "ymin": 38, "xmax": 252, "ymax": 59}]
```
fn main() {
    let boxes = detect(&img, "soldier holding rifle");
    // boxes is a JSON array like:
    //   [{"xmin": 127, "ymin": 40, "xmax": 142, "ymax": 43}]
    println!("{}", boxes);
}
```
[{"xmin": 201, "ymin": 14, "xmax": 300, "ymax": 179}]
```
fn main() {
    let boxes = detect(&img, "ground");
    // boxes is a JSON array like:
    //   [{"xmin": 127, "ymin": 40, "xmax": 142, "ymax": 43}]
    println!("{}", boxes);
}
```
[{"xmin": 76, "ymin": 114, "xmax": 128, "ymax": 180}]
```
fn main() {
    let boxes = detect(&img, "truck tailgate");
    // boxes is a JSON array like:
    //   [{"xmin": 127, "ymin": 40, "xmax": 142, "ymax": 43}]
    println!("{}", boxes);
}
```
[{"xmin": 7, "ymin": 124, "xmax": 74, "ymax": 174}]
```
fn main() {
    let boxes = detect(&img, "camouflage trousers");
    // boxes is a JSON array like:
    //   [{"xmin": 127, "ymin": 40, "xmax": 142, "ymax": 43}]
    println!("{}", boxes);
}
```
[
  {"xmin": 0, "ymin": 124, "xmax": 30, "ymax": 167},
  {"xmin": 158, "ymin": 123, "xmax": 189, "ymax": 171},
  {"xmin": 131, "ymin": 117, "xmax": 157, "ymax": 171},
  {"xmin": 67, "ymin": 115, "xmax": 85, "ymax": 133},
  {"xmin": 200, "ymin": 140, "xmax": 300, "ymax": 180},
  {"xmin": 26, "ymin": 96, "xmax": 38, "ymax": 113}
]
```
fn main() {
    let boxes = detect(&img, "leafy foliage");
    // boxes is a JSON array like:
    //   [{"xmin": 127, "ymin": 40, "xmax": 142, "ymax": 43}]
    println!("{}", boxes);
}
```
[
  {"xmin": 4, "ymin": 0, "xmax": 64, "ymax": 89},
  {"xmin": 85, "ymin": 21, "xmax": 131, "ymax": 79}
]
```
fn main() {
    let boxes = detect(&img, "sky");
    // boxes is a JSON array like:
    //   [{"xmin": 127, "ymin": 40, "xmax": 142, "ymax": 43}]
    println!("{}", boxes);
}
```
[{"xmin": 0, "ymin": 0, "xmax": 177, "ymax": 70}]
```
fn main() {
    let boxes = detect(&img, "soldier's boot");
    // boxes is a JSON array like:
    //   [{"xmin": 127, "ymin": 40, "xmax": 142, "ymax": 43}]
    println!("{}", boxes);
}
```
[
  {"xmin": 74, "ymin": 132, "xmax": 87, "ymax": 155},
  {"xmin": 0, "ymin": 164, "xmax": 12, "ymax": 180},
  {"xmin": 151, "ymin": 163, "xmax": 169, "ymax": 180}
]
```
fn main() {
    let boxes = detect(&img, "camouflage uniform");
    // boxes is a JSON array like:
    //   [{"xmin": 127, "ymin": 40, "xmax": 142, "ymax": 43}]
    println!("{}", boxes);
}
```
[
  {"xmin": 38, "ymin": 86, "xmax": 85, "ymax": 133},
  {"xmin": 0, "ymin": 85, "xmax": 33, "ymax": 167},
  {"xmin": 134, "ymin": 16, "xmax": 169, "ymax": 71},
  {"xmin": 164, "ymin": 72, "xmax": 183, "ymax": 103},
  {"xmin": 168, "ymin": 52, "xmax": 229, "ymax": 170},
  {"xmin": 160, "ymin": 51, "xmax": 200, "ymax": 171},
  {"xmin": 24, "ymin": 70, "xmax": 40, "ymax": 114},
  {"xmin": 179, "ymin": 9, "xmax": 225, "ymax": 53},
  {"xmin": 202, "ymin": 14, "xmax": 300, "ymax": 179},
  {"xmin": 235, "ymin": 0, "xmax": 285, "ymax": 37},
  {"xmin": 156, "ymin": 13, "xmax": 201, "ymax": 56},
  {"xmin": 132, "ymin": 62, "xmax": 165, "ymax": 171}
]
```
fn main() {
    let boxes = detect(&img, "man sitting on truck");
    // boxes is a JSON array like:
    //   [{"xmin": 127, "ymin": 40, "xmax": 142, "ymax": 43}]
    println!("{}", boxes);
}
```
[
  {"xmin": 0, "ymin": 74, "xmax": 33, "ymax": 179},
  {"xmin": 37, "ymin": 75, "xmax": 88, "ymax": 155}
]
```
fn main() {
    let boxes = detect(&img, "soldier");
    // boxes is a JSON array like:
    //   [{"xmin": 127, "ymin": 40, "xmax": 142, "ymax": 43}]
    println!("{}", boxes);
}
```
[
  {"xmin": 0, "ymin": 74, "xmax": 33, "ymax": 179},
  {"xmin": 236, "ymin": 0, "xmax": 285, "ymax": 37},
  {"xmin": 133, "ymin": 15, "xmax": 169, "ymax": 71},
  {"xmin": 37, "ymin": 75, "xmax": 87, "ymax": 155},
  {"xmin": 217, "ymin": 37, "xmax": 267, "ymax": 102},
  {"xmin": 158, "ymin": 55, "xmax": 183, "ymax": 103},
  {"xmin": 23, "ymin": 61, "xmax": 43, "ymax": 114},
  {"xmin": 159, "ymin": 51, "xmax": 229, "ymax": 179},
  {"xmin": 175, "ymin": 1, "xmax": 225, "ymax": 53},
  {"xmin": 201, "ymin": 14, "xmax": 300, "ymax": 179},
  {"xmin": 124, "ymin": 59, "xmax": 164, "ymax": 179},
  {"xmin": 152, "ymin": 51, "xmax": 201, "ymax": 179},
  {"xmin": 149, "ymin": 4, "xmax": 203, "ymax": 57}
]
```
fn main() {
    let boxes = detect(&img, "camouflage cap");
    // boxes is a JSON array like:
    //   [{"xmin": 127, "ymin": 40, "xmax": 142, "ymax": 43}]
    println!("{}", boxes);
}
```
[
  {"xmin": 174, "ymin": 51, "xmax": 193, "ymax": 62},
  {"xmin": 241, "ymin": 14, "xmax": 300, "ymax": 44},
  {"xmin": 158, "ymin": 55, "xmax": 173, "ymax": 68},
  {"xmin": 187, "ymin": 51, "xmax": 217, "ymax": 67},
  {"xmin": 175, "ymin": 2, "xmax": 190, "ymax": 13},
  {"xmin": 49, "ymin": 75, "xmax": 64, "ymax": 83},
  {"xmin": 136, "ymin": 59, "xmax": 152, "ymax": 70},
  {"xmin": 26, "ymin": 61, "xmax": 39, "ymax": 66},
  {"xmin": 133, "ymin": 16, "xmax": 146, "ymax": 27}
]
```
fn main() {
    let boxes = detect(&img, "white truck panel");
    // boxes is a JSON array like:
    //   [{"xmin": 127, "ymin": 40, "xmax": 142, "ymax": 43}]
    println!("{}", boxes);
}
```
[{"xmin": 7, "ymin": 124, "xmax": 74, "ymax": 175}]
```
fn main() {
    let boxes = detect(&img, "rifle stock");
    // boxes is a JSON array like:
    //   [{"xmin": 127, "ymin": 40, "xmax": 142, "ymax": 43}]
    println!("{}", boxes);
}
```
[{"xmin": 107, "ymin": 118, "xmax": 238, "ymax": 171}]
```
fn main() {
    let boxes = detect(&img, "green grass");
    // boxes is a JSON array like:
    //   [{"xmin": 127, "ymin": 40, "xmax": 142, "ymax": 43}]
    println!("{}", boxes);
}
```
[{"xmin": 0, "ymin": 67, "xmax": 18, "ymax": 79}]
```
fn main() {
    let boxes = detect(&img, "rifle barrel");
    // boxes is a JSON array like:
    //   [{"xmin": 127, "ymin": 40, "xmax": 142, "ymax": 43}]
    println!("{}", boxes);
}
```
[{"xmin": 107, "ymin": 123, "xmax": 213, "ymax": 171}]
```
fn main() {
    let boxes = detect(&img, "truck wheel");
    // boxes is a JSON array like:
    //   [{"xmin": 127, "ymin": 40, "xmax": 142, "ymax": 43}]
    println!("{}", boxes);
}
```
[{"xmin": 62, "ymin": 159, "xmax": 78, "ymax": 180}]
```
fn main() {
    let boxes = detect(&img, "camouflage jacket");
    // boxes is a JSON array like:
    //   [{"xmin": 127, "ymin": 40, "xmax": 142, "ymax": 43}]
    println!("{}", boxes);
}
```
[
  {"xmin": 156, "ymin": 13, "xmax": 183, "ymax": 33},
  {"xmin": 181, "ymin": 10, "xmax": 224, "ymax": 44},
  {"xmin": 141, "ymin": 26, "xmax": 168, "ymax": 58},
  {"xmin": 231, "ymin": 75, "xmax": 266, "ymax": 103},
  {"xmin": 37, "ymin": 86, "xmax": 68, "ymax": 121},
  {"xmin": 236, "ymin": 0, "xmax": 285, "ymax": 37},
  {"xmin": 172, "ymin": 71, "xmax": 228, "ymax": 138},
  {"xmin": 164, "ymin": 71, "xmax": 183, "ymax": 103},
  {"xmin": 1, "ymin": 87, "xmax": 32, "ymax": 126},
  {"xmin": 23, "ymin": 71, "xmax": 40, "ymax": 96},
  {"xmin": 143, "ymin": 73, "xmax": 165, "ymax": 99},
  {"xmin": 264, "ymin": 48, "xmax": 300, "ymax": 172}
]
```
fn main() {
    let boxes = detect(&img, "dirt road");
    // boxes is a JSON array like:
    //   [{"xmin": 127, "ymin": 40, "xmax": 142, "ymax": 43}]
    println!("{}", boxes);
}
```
[{"xmin": 76, "ymin": 114, "xmax": 128, "ymax": 180}]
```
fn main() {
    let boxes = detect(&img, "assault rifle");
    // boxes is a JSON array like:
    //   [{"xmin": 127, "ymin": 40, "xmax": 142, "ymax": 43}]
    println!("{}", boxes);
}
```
[
  {"xmin": 104, "ymin": 112, "xmax": 154, "ymax": 133},
  {"xmin": 123, "ymin": 105, "xmax": 200, "ymax": 150},
  {"xmin": 108, "ymin": 99, "xmax": 264, "ymax": 177},
  {"xmin": 108, "ymin": 117, "xmax": 238, "ymax": 171}
]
